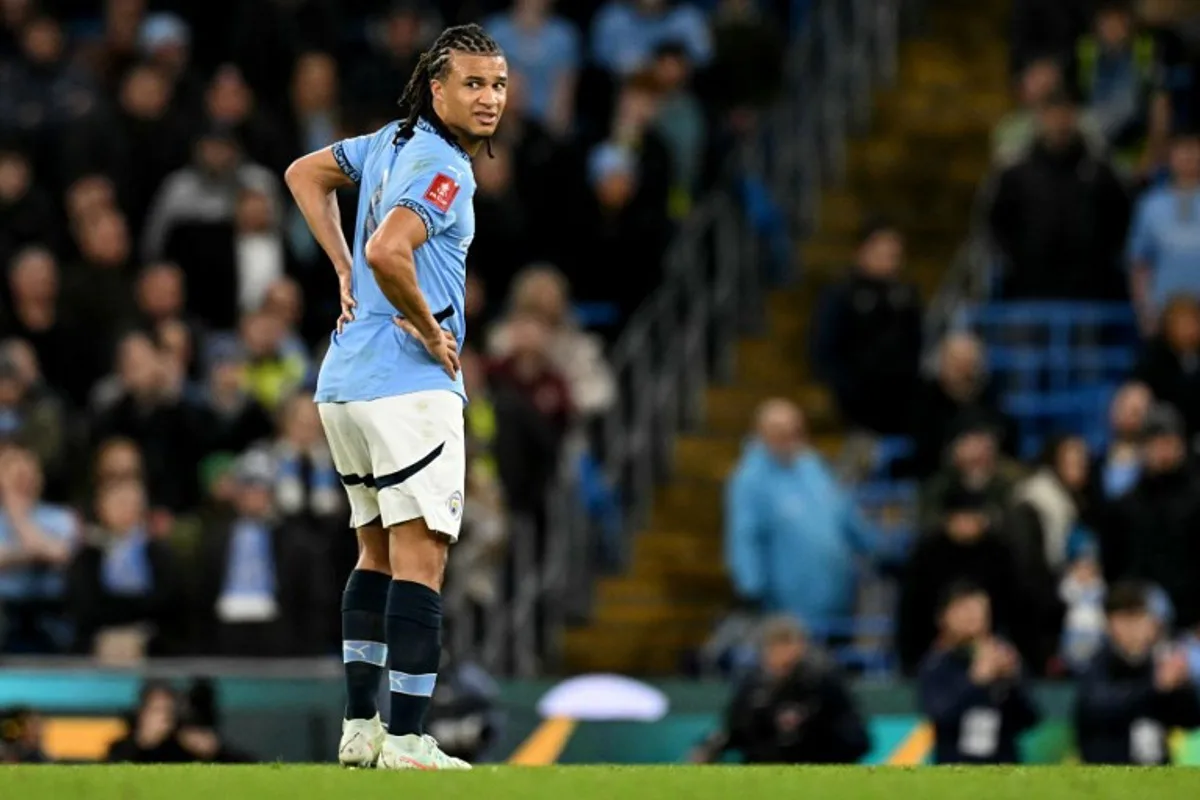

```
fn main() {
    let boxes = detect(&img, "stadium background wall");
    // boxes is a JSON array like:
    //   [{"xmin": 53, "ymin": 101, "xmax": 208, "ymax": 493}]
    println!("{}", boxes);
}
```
[{"xmin": 4, "ymin": 669, "xmax": 1200, "ymax": 765}]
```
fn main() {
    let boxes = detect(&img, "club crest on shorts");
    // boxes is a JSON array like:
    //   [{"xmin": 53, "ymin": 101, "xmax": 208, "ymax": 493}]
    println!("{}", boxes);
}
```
[{"xmin": 447, "ymin": 490, "xmax": 463, "ymax": 520}]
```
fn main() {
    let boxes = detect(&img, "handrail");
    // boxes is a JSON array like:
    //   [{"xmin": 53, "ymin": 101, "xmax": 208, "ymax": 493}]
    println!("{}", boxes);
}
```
[{"xmin": 471, "ymin": 0, "xmax": 909, "ymax": 677}]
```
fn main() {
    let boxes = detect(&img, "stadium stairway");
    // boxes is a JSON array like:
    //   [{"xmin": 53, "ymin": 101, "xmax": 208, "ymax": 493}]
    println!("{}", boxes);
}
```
[{"xmin": 560, "ymin": 0, "xmax": 1013, "ymax": 675}]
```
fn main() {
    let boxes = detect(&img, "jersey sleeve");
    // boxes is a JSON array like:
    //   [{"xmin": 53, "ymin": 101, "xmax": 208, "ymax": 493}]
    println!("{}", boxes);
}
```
[
  {"xmin": 330, "ymin": 132, "xmax": 374, "ymax": 184},
  {"xmin": 388, "ymin": 160, "xmax": 465, "ymax": 241}
]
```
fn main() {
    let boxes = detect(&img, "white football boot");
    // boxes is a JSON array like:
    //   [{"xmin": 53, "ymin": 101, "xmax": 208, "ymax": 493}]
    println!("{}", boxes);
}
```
[
  {"xmin": 338, "ymin": 714, "xmax": 386, "ymax": 768},
  {"xmin": 376, "ymin": 733, "xmax": 472, "ymax": 770}
]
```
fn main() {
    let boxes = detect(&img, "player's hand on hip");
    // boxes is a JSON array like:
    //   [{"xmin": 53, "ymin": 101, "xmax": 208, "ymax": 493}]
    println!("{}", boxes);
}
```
[
  {"xmin": 394, "ymin": 318, "xmax": 460, "ymax": 378},
  {"xmin": 337, "ymin": 273, "xmax": 356, "ymax": 334}
]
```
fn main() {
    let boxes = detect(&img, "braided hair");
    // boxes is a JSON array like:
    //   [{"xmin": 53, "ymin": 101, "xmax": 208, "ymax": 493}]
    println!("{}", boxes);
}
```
[{"xmin": 394, "ymin": 23, "xmax": 503, "ymax": 152}]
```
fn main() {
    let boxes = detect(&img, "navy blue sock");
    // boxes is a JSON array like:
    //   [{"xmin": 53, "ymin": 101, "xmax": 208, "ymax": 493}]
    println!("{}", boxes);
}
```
[
  {"xmin": 385, "ymin": 580, "xmax": 443, "ymax": 736},
  {"xmin": 341, "ymin": 569, "xmax": 391, "ymax": 720}
]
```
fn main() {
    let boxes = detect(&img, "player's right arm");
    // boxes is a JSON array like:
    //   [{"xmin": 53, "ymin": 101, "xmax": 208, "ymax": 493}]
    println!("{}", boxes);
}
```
[
  {"xmin": 285, "ymin": 142, "xmax": 363, "ymax": 332},
  {"xmin": 365, "ymin": 207, "xmax": 459, "ymax": 378}
]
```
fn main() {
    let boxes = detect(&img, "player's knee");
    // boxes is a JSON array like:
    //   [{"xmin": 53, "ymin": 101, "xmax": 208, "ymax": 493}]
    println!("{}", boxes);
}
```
[{"xmin": 388, "ymin": 521, "xmax": 448, "ymax": 591}]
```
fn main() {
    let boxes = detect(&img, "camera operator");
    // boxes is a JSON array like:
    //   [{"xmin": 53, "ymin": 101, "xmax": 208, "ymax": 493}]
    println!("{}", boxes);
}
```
[
  {"xmin": 691, "ymin": 616, "xmax": 870, "ymax": 764},
  {"xmin": 917, "ymin": 581, "xmax": 1041, "ymax": 764},
  {"xmin": 1075, "ymin": 581, "xmax": 1200, "ymax": 764}
]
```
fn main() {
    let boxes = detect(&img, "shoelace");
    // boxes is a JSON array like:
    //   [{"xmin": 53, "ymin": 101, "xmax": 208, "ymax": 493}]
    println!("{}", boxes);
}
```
[{"xmin": 422, "ymin": 735, "xmax": 466, "ymax": 767}]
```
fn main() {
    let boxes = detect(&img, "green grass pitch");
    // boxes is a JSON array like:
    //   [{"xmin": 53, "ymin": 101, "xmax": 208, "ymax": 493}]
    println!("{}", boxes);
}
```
[{"xmin": 3, "ymin": 765, "xmax": 1200, "ymax": 799}]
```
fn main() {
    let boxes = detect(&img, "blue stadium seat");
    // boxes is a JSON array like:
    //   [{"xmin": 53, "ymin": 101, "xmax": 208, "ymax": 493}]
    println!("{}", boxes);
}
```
[{"xmin": 966, "ymin": 301, "xmax": 1138, "ymax": 458}]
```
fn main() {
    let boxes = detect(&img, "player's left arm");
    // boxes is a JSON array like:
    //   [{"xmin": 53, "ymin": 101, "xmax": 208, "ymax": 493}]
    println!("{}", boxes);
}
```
[{"xmin": 364, "ymin": 206, "xmax": 441, "ymax": 343}]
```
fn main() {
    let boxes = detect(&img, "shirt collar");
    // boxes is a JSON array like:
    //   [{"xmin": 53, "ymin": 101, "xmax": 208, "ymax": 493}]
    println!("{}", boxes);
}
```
[{"xmin": 415, "ymin": 117, "xmax": 472, "ymax": 162}]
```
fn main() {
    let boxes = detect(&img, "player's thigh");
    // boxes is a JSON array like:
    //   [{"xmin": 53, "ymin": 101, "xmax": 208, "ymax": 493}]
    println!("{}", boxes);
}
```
[
  {"xmin": 318, "ymin": 401, "xmax": 381, "ymax": 529},
  {"xmin": 351, "ymin": 391, "xmax": 467, "ymax": 541}
]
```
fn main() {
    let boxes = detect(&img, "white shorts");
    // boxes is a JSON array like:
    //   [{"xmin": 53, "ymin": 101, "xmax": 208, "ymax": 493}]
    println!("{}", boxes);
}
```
[{"xmin": 318, "ymin": 390, "xmax": 466, "ymax": 540}]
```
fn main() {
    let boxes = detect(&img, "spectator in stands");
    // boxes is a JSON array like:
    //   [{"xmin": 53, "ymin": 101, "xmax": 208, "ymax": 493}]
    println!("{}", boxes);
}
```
[
  {"xmin": 917, "ymin": 581, "xmax": 1040, "ymax": 764},
  {"xmin": 0, "ymin": 446, "xmax": 75, "ymax": 653},
  {"xmin": 235, "ymin": 188, "xmax": 292, "ymax": 319},
  {"xmin": 3, "ymin": 247, "xmax": 94, "ymax": 408},
  {"xmin": 470, "ymin": 141, "xmax": 532, "ymax": 296},
  {"xmin": 1007, "ymin": 435, "xmax": 1100, "ymax": 671},
  {"xmin": 1074, "ymin": 580, "xmax": 1200, "ymax": 764},
  {"xmin": 706, "ymin": 0, "xmax": 785, "ymax": 114},
  {"xmin": 261, "ymin": 392, "xmax": 341, "ymax": 523},
  {"xmin": 0, "ymin": 145, "xmax": 58, "ymax": 271},
  {"xmin": 488, "ymin": 265, "xmax": 616, "ymax": 422},
  {"xmin": 573, "ymin": 73, "xmax": 673, "ymax": 317},
  {"xmin": 691, "ymin": 616, "xmax": 870, "ymax": 764},
  {"xmin": 486, "ymin": 0, "xmax": 581, "ymax": 137},
  {"xmin": 651, "ymin": 42, "xmax": 706, "ymax": 208},
  {"xmin": 85, "ymin": 437, "xmax": 146, "ymax": 511},
  {"xmin": 141, "ymin": 128, "xmax": 280, "ymax": 317},
  {"xmin": 66, "ymin": 479, "xmax": 185, "ymax": 658},
  {"xmin": 1097, "ymin": 381, "xmax": 1152, "ymax": 498},
  {"xmin": 1100, "ymin": 403, "xmax": 1200, "ymax": 632},
  {"xmin": 918, "ymin": 418, "xmax": 1021, "ymax": 534},
  {"xmin": 446, "ymin": 350, "xmax": 510, "ymax": 625},
  {"xmin": 345, "ymin": 1, "xmax": 428, "ymax": 125},
  {"xmin": 910, "ymin": 332, "xmax": 1016, "ymax": 478},
  {"xmin": 88, "ymin": 62, "xmax": 191, "ymax": 236},
  {"xmin": 725, "ymin": 399, "xmax": 877, "ymax": 634},
  {"xmin": 196, "ymin": 450, "xmax": 328, "ymax": 657},
  {"xmin": 237, "ymin": 310, "xmax": 307, "ymax": 414},
  {"xmin": 461, "ymin": 348, "xmax": 557, "ymax": 519},
  {"xmin": 812, "ymin": 219, "xmax": 923, "ymax": 436},
  {"xmin": 488, "ymin": 313, "xmax": 573, "ymax": 442},
  {"xmin": 1010, "ymin": 0, "xmax": 1092, "ymax": 74},
  {"xmin": 5, "ymin": 15, "xmax": 99, "ymax": 189},
  {"xmin": 135, "ymin": 262, "xmax": 206, "ymax": 380},
  {"xmin": 64, "ymin": 209, "xmax": 137, "ymax": 360},
  {"xmin": 899, "ymin": 484, "xmax": 1027, "ymax": 674},
  {"xmin": 138, "ymin": 13, "xmax": 204, "ymax": 126},
  {"xmin": 1128, "ymin": 130, "xmax": 1200, "ymax": 334},
  {"xmin": 289, "ymin": 52, "xmax": 341, "ymax": 156},
  {"xmin": 204, "ymin": 64, "xmax": 292, "ymax": 177},
  {"xmin": 1072, "ymin": 1, "xmax": 1171, "ymax": 178},
  {"xmin": 591, "ymin": 0, "xmax": 712, "ymax": 77},
  {"xmin": 1059, "ymin": 547, "xmax": 1107, "ymax": 674},
  {"xmin": 992, "ymin": 57, "xmax": 1106, "ymax": 165},
  {"xmin": 1135, "ymin": 295, "xmax": 1200, "ymax": 448},
  {"xmin": 989, "ymin": 89, "xmax": 1131, "ymax": 300},
  {"xmin": 187, "ymin": 340, "xmax": 273, "ymax": 464},
  {"xmin": 91, "ymin": 331, "xmax": 197, "ymax": 512},
  {"xmin": 0, "ymin": 342, "xmax": 65, "ymax": 491}
]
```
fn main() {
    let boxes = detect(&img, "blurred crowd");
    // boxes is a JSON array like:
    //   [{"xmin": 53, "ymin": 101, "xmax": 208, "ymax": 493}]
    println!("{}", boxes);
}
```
[
  {"xmin": 0, "ymin": 0, "xmax": 788, "ymax": 659},
  {"xmin": 721, "ymin": 0, "xmax": 1200, "ymax": 723}
]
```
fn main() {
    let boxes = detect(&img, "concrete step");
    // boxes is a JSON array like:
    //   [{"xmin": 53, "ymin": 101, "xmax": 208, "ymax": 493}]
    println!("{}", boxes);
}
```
[
  {"xmin": 561, "ymin": 622, "xmax": 712, "ymax": 674},
  {"xmin": 591, "ymin": 599, "xmax": 726, "ymax": 626},
  {"xmin": 632, "ymin": 528, "xmax": 723, "ymax": 567},
  {"xmin": 596, "ymin": 571, "xmax": 731, "ymax": 606},
  {"xmin": 875, "ymin": 86, "xmax": 1011, "ymax": 134}
]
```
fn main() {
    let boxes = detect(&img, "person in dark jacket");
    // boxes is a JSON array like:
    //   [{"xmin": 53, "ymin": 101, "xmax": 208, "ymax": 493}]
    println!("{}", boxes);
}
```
[
  {"xmin": 1134, "ymin": 295, "xmax": 1200, "ymax": 451},
  {"xmin": 691, "ymin": 616, "xmax": 870, "ymax": 764},
  {"xmin": 1075, "ymin": 580, "xmax": 1200, "ymax": 764},
  {"xmin": 195, "ymin": 450, "xmax": 330, "ymax": 657},
  {"xmin": 812, "ymin": 218, "xmax": 923, "ymax": 435},
  {"xmin": 1099, "ymin": 403, "xmax": 1200, "ymax": 632},
  {"xmin": 989, "ymin": 89, "xmax": 1131, "ymax": 300},
  {"xmin": 918, "ymin": 581, "xmax": 1041, "ymax": 764},
  {"xmin": 66, "ymin": 479, "xmax": 186, "ymax": 656},
  {"xmin": 909, "ymin": 332, "xmax": 1017, "ymax": 477},
  {"xmin": 898, "ymin": 482, "xmax": 1028, "ymax": 674}
]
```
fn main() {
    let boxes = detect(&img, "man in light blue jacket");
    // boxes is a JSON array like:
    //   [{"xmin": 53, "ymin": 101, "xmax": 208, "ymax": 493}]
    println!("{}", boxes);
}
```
[{"xmin": 724, "ymin": 399, "xmax": 878, "ymax": 635}]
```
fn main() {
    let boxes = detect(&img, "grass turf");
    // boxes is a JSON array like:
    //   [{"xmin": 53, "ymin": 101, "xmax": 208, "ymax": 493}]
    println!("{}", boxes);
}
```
[{"xmin": 3, "ymin": 765, "xmax": 1200, "ymax": 799}]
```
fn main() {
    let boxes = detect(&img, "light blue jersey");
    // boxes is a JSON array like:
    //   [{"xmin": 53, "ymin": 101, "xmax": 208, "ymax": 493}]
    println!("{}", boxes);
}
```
[{"xmin": 316, "ymin": 119, "xmax": 475, "ymax": 404}]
